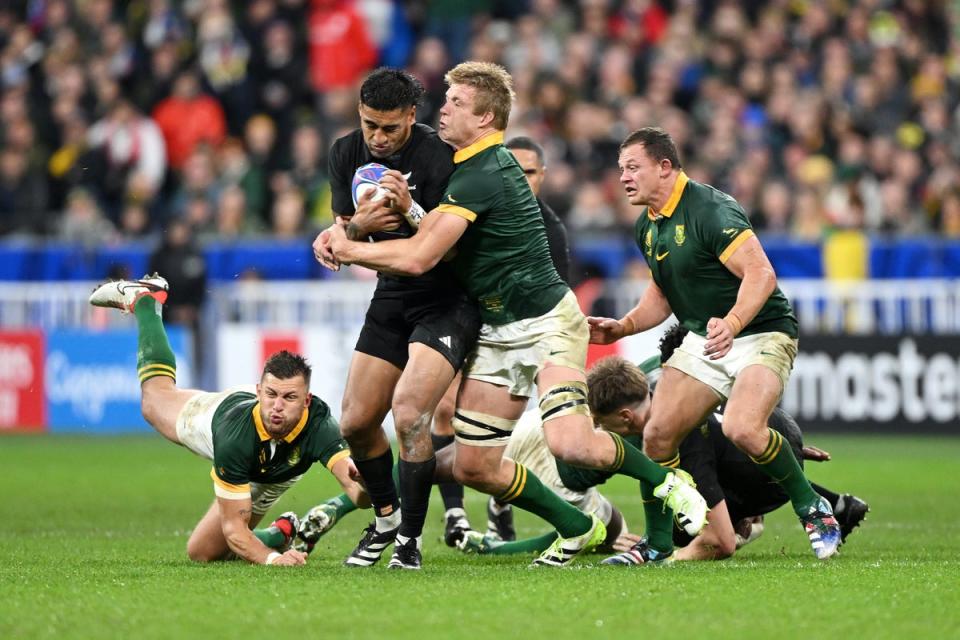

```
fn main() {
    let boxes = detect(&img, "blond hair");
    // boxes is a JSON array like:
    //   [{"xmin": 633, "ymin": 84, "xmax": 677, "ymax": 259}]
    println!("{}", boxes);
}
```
[
  {"xmin": 586, "ymin": 356, "xmax": 650, "ymax": 416},
  {"xmin": 444, "ymin": 61, "xmax": 515, "ymax": 130}
]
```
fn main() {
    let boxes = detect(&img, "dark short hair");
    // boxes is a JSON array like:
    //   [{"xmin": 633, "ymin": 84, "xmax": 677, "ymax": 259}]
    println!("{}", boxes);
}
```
[
  {"xmin": 262, "ymin": 350, "xmax": 312, "ymax": 387},
  {"xmin": 620, "ymin": 127, "xmax": 682, "ymax": 169},
  {"xmin": 505, "ymin": 136, "xmax": 545, "ymax": 166},
  {"xmin": 360, "ymin": 68, "xmax": 424, "ymax": 112},
  {"xmin": 659, "ymin": 323, "xmax": 689, "ymax": 364},
  {"xmin": 586, "ymin": 356, "xmax": 649, "ymax": 416}
]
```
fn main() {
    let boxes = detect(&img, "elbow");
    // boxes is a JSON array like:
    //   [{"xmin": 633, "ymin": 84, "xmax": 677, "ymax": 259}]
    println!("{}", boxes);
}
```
[{"xmin": 398, "ymin": 254, "xmax": 438, "ymax": 277}]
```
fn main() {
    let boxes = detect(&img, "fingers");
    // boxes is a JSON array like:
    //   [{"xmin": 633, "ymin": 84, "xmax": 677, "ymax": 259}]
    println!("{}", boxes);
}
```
[{"xmin": 703, "ymin": 317, "xmax": 733, "ymax": 360}]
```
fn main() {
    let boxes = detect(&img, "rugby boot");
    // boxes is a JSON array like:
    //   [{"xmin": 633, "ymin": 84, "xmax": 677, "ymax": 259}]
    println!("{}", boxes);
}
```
[
  {"xmin": 601, "ymin": 537, "xmax": 675, "ymax": 566},
  {"xmin": 442, "ymin": 507, "xmax": 473, "ymax": 547},
  {"xmin": 343, "ymin": 522, "xmax": 398, "ymax": 567},
  {"xmin": 653, "ymin": 469, "xmax": 709, "ymax": 536},
  {"xmin": 800, "ymin": 496, "xmax": 842, "ymax": 560},
  {"xmin": 835, "ymin": 494, "xmax": 869, "ymax": 543},
  {"xmin": 486, "ymin": 497, "xmax": 516, "ymax": 541},
  {"xmin": 89, "ymin": 273, "xmax": 168, "ymax": 313},
  {"xmin": 531, "ymin": 514, "xmax": 606, "ymax": 567},
  {"xmin": 386, "ymin": 536, "xmax": 422, "ymax": 570}
]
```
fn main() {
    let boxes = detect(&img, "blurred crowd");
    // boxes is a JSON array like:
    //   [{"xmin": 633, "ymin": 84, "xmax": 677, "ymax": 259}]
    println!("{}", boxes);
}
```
[{"xmin": 0, "ymin": 0, "xmax": 958, "ymax": 250}]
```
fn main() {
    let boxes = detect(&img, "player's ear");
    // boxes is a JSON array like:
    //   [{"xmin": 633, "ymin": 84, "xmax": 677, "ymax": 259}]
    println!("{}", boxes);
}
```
[{"xmin": 478, "ymin": 110, "xmax": 495, "ymax": 129}]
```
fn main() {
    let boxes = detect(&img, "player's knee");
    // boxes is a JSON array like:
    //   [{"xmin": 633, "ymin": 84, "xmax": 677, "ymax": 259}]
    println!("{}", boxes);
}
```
[
  {"xmin": 140, "ymin": 393, "xmax": 162, "ymax": 429},
  {"xmin": 452, "ymin": 460, "xmax": 495, "ymax": 493},
  {"xmin": 186, "ymin": 538, "xmax": 219, "ymax": 563},
  {"xmin": 544, "ymin": 430, "xmax": 589, "ymax": 466},
  {"xmin": 642, "ymin": 421, "xmax": 673, "ymax": 459}
]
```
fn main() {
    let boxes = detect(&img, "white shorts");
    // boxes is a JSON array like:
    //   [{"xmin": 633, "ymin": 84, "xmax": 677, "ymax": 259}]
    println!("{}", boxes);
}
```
[
  {"xmin": 666, "ymin": 331, "xmax": 798, "ymax": 399},
  {"xmin": 175, "ymin": 384, "xmax": 300, "ymax": 516},
  {"xmin": 465, "ymin": 291, "xmax": 588, "ymax": 398},
  {"xmin": 505, "ymin": 412, "xmax": 613, "ymax": 525}
]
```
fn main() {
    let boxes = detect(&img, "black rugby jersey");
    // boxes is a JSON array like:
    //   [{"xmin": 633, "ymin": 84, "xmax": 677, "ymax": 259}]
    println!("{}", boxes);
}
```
[{"xmin": 329, "ymin": 123, "xmax": 458, "ymax": 292}]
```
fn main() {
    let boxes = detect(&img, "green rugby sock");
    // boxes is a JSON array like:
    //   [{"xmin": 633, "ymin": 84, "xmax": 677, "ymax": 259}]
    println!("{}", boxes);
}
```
[
  {"xmin": 607, "ymin": 432, "xmax": 670, "ymax": 485},
  {"xmin": 253, "ymin": 520, "xmax": 291, "ymax": 550},
  {"xmin": 324, "ymin": 493, "xmax": 357, "ymax": 521},
  {"xmin": 133, "ymin": 296, "xmax": 176, "ymax": 384},
  {"xmin": 641, "ymin": 479, "xmax": 675, "ymax": 554},
  {"xmin": 497, "ymin": 463, "xmax": 591, "ymax": 538},
  {"xmin": 485, "ymin": 531, "xmax": 559, "ymax": 556},
  {"xmin": 751, "ymin": 428, "xmax": 820, "ymax": 516}
]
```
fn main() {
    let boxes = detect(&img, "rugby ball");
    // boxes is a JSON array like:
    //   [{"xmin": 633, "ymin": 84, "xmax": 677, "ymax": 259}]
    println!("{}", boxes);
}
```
[{"xmin": 351, "ymin": 162, "xmax": 390, "ymax": 207}]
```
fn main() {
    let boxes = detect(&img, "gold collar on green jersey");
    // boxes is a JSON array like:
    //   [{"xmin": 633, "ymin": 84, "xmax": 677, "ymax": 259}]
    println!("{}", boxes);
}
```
[
  {"xmin": 647, "ymin": 171, "xmax": 689, "ymax": 220},
  {"xmin": 252, "ymin": 403, "xmax": 310, "ymax": 443},
  {"xmin": 454, "ymin": 131, "xmax": 505, "ymax": 163}
]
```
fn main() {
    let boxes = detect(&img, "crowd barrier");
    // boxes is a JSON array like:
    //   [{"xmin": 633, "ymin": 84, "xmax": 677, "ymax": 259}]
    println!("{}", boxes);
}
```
[{"xmin": 2, "ymin": 235, "xmax": 960, "ymax": 282}]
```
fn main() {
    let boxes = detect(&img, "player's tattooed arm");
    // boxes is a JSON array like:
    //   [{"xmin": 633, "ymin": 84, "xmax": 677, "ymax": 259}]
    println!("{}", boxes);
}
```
[{"xmin": 216, "ymin": 496, "xmax": 306, "ymax": 566}]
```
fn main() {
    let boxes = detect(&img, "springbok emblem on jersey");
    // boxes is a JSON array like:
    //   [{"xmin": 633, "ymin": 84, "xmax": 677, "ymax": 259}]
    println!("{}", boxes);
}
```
[
  {"xmin": 675, "ymin": 225, "xmax": 686, "ymax": 246},
  {"xmin": 287, "ymin": 446, "xmax": 301, "ymax": 466},
  {"xmin": 645, "ymin": 229, "xmax": 653, "ymax": 256}
]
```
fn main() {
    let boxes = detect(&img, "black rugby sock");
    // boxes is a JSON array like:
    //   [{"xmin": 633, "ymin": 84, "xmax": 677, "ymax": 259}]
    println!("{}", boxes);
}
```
[
  {"xmin": 353, "ymin": 448, "xmax": 400, "ymax": 521},
  {"xmin": 398, "ymin": 456, "xmax": 437, "ymax": 539},
  {"xmin": 431, "ymin": 433, "xmax": 464, "ymax": 510}
]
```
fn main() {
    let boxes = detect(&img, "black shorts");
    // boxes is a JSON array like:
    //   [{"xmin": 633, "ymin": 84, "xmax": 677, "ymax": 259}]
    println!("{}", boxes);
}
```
[{"xmin": 355, "ymin": 284, "xmax": 480, "ymax": 371}]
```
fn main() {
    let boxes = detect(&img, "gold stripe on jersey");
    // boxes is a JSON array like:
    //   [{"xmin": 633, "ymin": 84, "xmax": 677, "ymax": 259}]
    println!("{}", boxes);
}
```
[
  {"xmin": 283, "ymin": 408, "xmax": 310, "ymax": 443},
  {"xmin": 252, "ymin": 404, "xmax": 271, "ymax": 441},
  {"xmin": 719, "ymin": 229, "xmax": 755, "ymax": 264},
  {"xmin": 210, "ymin": 468, "xmax": 251, "ymax": 499},
  {"xmin": 325, "ymin": 448, "xmax": 351, "ymax": 471},
  {"xmin": 251, "ymin": 403, "xmax": 309, "ymax": 443},
  {"xmin": 437, "ymin": 203, "xmax": 477, "ymax": 222},
  {"xmin": 647, "ymin": 171, "xmax": 689, "ymax": 220},
  {"xmin": 453, "ymin": 131, "xmax": 504, "ymax": 163}
]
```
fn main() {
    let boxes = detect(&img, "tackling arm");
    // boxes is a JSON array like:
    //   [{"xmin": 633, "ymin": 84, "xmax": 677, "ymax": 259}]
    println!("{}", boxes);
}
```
[{"xmin": 329, "ymin": 209, "xmax": 468, "ymax": 276}]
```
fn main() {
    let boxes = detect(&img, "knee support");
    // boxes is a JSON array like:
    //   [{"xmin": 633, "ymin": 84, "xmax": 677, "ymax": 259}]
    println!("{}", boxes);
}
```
[
  {"xmin": 451, "ymin": 409, "xmax": 518, "ymax": 447},
  {"xmin": 538, "ymin": 381, "xmax": 591, "ymax": 423}
]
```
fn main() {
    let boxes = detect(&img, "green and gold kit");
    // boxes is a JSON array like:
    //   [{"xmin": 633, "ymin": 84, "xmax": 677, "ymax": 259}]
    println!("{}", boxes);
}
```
[
  {"xmin": 436, "ymin": 132, "xmax": 567, "ymax": 325},
  {"xmin": 555, "ymin": 434, "xmax": 643, "ymax": 492},
  {"xmin": 210, "ymin": 392, "xmax": 350, "ymax": 497},
  {"xmin": 634, "ymin": 173, "xmax": 798, "ymax": 338}
]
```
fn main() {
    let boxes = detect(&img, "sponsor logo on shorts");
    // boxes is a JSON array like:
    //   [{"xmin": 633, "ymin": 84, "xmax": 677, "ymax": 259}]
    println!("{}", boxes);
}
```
[
  {"xmin": 439, "ymin": 336, "xmax": 452, "ymax": 349},
  {"xmin": 656, "ymin": 250, "xmax": 670, "ymax": 261}
]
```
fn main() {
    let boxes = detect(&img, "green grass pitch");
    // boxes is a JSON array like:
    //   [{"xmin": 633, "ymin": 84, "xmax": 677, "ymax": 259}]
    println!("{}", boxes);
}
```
[{"xmin": 1, "ymin": 434, "xmax": 957, "ymax": 639}]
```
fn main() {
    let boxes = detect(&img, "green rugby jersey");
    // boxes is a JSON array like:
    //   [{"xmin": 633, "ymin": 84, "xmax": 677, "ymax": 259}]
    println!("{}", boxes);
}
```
[
  {"xmin": 634, "ymin": 173, "xmax": 798, "ymax": 338},
  {"xmin": 210, "ymin": 392, "xmax": 350, "ymax": 498},
  {"xmin": 436, "ymin": 132, "xmax": 567, "ymax": 325}
]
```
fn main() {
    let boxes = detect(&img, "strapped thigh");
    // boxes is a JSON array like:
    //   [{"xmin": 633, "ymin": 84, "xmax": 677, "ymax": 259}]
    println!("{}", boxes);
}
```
[
  {"xmin": 452, "ymin": 409, "xmax": 518, "ymax": 447},
  {"xmin": 539, "ymin": 380, "xmax": 591, "ymax": 423}
]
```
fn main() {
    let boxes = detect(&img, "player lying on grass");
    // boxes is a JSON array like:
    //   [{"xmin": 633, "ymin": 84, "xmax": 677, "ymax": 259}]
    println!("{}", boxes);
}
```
[
  {"xmin": 89, "ymin": 274, "xmax": 369, "ymax": 566},
  {"xmin": 451, "ymin": 325, "xmax": 867, "ymax": 563},
  {"xmin": 293, "ymin": 323, "xmax": 867, "ymax": 561}
]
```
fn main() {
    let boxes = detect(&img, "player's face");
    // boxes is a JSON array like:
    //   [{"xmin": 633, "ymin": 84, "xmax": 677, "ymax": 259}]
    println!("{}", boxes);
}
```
[
  {"xmin": 510, "ymin": 148, "xmax": 545, "ymax": 197},
  {"xmin": 256, "ymin": 373, "xmax": 311, "ymax": 438},
  {"xmin": 358, "ymin": 104, "xmax": 415, "ymax": 158},
  {"xmin": 593, "ymin": 397, "xmax": 651, "ymax": 436},
  {"xmin": 438, "ymin": 83, "xmax": 487, "ymax": 149},
  {"xmin": 618, "ymin": 143, "xmax": 666, "ymax": 207}
]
